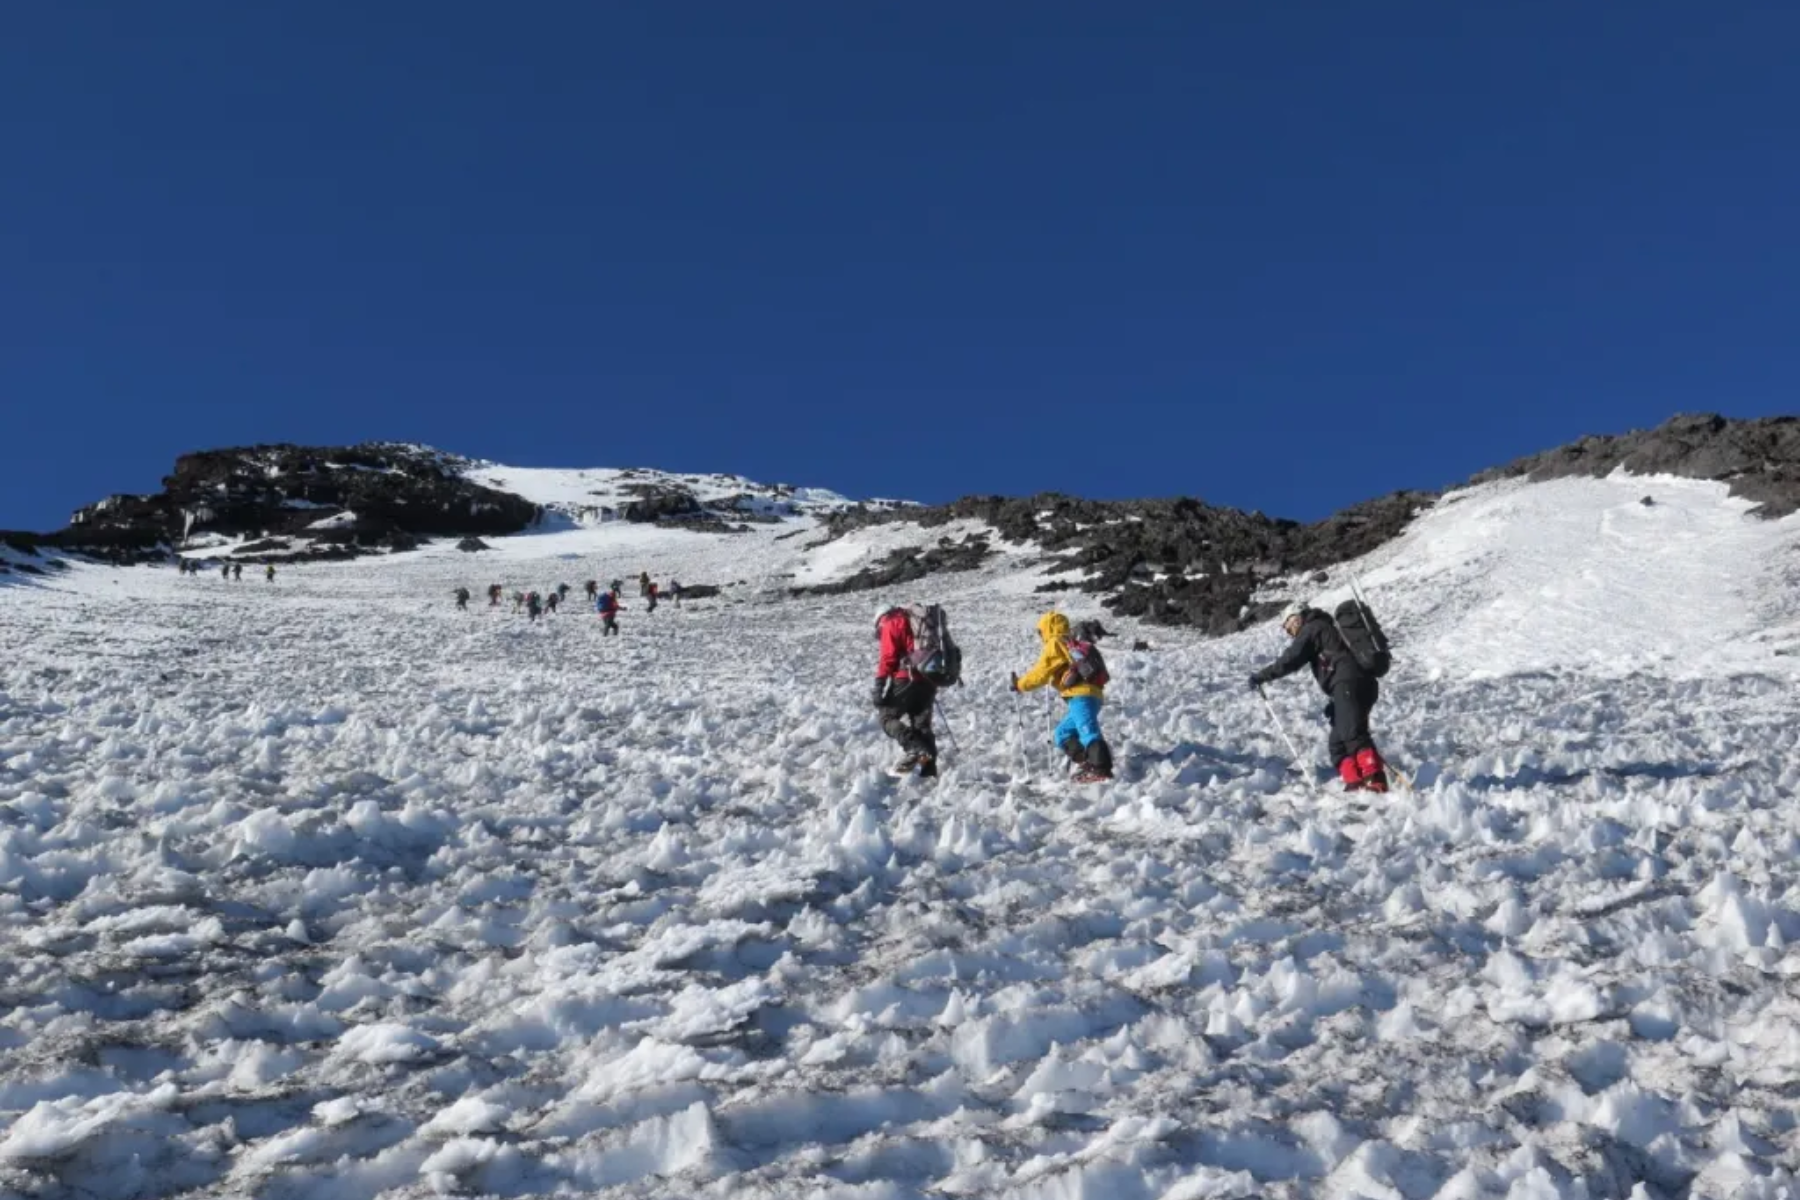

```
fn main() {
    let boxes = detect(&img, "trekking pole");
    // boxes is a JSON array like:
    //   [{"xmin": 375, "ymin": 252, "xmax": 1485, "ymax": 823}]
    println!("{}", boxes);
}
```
[
  {"xmin": 933, "ymin": 697, "xmax": 961, "ymax": 759},
  {"xmin": 1256, "ymin": 684, "xmax": 1309, "ymax": 778},
  {"xmin": 1008, "ymin": 676, "xmax": 1031, "ymax": 777}
]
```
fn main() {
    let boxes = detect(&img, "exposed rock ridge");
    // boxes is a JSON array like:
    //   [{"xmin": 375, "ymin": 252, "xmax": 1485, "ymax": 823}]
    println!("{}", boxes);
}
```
[
  {"xmin": 1471, "ymin": 412, "xmax": 1800, "ymax": 517},
  {"xmin": 41, "ymin": 443, "xmax": 538, "ymax": 561},
  {"xmin": 800, "ymin": 413, "xmax": 1799, "ymax": 633}
]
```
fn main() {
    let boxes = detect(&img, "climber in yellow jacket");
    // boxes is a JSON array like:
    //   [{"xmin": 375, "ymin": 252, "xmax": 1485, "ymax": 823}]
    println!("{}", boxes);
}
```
[{"xmin": 1011, "ymin": 612, "xmax": 1114, "ymax": 782}]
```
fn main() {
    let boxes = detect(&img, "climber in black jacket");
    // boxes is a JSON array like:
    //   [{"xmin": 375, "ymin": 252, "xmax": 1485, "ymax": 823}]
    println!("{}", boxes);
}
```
[{"xmin": 1251, "ymin": 601, "xmax": 1389, "ymax": 793}]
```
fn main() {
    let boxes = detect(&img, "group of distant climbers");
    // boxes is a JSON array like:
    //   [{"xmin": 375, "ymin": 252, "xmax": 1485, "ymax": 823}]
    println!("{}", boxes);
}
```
[
  {"xmin": 871, "ymin": 595, "xmax": 1390, "ymax": 793},
  {"xmin": 177, "ymin": 559, "xmax": 275, "ymax": 583},
  {"xmin": 452, "ymin": 573, "xmax": 682, "ymax": 634},
  {"xmin": 175, "ymin": 545, "xmax": 1387, "ymax": 792}
]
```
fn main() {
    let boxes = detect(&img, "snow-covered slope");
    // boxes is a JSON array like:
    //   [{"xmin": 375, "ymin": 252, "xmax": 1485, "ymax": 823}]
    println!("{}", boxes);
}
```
[
  {"xmin": 1264, "ymin": 474, "xmax": 1800, "ymax": 680},
  {"xmin": 2, "ymin": 471, "xmax": 1798, "ymax": 1199},
  {"xmin": 465, "ymin": 463, "xmax": 870, "ymax": 530}
]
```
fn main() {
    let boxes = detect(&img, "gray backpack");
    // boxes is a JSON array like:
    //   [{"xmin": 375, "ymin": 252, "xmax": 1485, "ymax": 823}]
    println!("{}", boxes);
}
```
[{"xmin": 905, "ymin": 604, "xmax": 963, "ymax": 687}]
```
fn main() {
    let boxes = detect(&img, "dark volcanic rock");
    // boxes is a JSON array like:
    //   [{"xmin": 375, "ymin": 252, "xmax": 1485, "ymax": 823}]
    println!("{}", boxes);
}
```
[
  {"xmin": 614, "ymin": 484, "xmax": 767, "ymax": 533},
  {"xmin": 1472, "ymin": 413, "xmax": 1800, "ymax": 517},
  {"xmin": 0, "ymin": 536, "xmax": 68, "ymax": 579},
  {"xmin": 802, "ymin": 414, "xmax": 1797, "ymax": 634},
  {"xmin": 51, "ymin": 443, "xmax": 539, "ymax": 562},
  {"xmin": 796, "ymin": 532, "xmax": 995, "ymax": 597},
  {"xmin": 458, "ymin": 537, "xmax": 493, "ymax": 553},
  {"xmin": 0, "ymin": 532, "xmax": 49, "ymax": 555},
  {"xmin": 620, "ymin": 484, "xmax": 705, "ymax": 524},
  {"xmin": 802, "ymin": 490, "xmax": 1426, "ymax": 633},
  {"xmin": 237, "ymin": 538, "xmax": 293, "ymax": 555}
]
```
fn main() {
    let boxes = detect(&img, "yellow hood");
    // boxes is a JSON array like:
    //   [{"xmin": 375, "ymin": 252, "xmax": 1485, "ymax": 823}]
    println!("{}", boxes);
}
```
[{"xmin": 1017, "ymin": 611, "xmax": 1101, "ymax": 698}]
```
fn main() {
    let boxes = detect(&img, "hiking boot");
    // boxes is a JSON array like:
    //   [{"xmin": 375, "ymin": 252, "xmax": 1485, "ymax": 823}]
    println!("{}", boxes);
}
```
[
  {"xmin": 1073, "ymin": 767, "xmax": 1112, "ymax": 784},
  {"xmin": 1084, "ymin": 739, "xmax": 1114, "ymax": 779},
  {"xmin": 889, "ymin": 752, "xmax": 935, "ymax": 777},
  {"xmin": 1353, "ymin": 748, "xmax": 1389, "ymax": 794}
]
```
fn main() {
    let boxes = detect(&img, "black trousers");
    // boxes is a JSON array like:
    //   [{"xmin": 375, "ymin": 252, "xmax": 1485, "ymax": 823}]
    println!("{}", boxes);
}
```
[
  {"xmin": 1325, "ymin": 676, "xmax": 1380, "ymax": 764},
  {"xmin": 879, "ymin": 680, "xmax": 939, "ymax": 760}
]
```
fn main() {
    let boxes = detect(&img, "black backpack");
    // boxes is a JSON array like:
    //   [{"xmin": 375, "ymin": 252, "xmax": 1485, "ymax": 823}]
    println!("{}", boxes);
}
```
[
  {"xmin": 904, "ymin": 604, "xmax": 964, "ymax": 688},
  {"xmin": 1333, "ymin": 598, "xmax": 1392, "ymax": 678}
]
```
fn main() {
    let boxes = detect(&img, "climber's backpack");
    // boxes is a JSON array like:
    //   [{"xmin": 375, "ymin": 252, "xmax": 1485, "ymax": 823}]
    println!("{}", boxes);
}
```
[
  {"xmin": 1333, "ymin": 598, "xmax": 1392, "ymax": 678},
  {"xmin": 904, "ymin": 604, "xmax": 963, "ymax": 687},
  {"xmin": 1060, "ymin": 636, "xmax": 1110, "ymax": 690}
]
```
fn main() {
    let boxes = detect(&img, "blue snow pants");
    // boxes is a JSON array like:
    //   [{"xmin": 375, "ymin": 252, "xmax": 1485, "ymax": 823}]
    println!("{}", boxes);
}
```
[{"xmin": 1053, "ymin": 695, "xmax": 1105, "ymax": 748}]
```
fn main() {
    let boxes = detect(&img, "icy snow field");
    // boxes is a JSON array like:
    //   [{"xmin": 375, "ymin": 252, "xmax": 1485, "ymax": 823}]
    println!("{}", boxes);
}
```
[{"xmin": 3, "ymin": 474, "xmax": 1800, "ymax": 1199}]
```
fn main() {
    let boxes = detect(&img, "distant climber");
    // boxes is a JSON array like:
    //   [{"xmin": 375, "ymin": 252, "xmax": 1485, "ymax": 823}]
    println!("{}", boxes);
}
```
[
  {"xmin": 265, "ymin": 563, "xmax": 276, "ymax": 583},
  {"xmin": 232, "ymin": 562, "xmax": 242, "ymax": 582},
  {"xmin": 526, "ymin": 591, "xmax": 543, "ymax": 621},
  {"xmin": 489, "ymin": 584, "xmax": 503, "ymax": 608},
  {"xmin": 454, "ymin": 586, "xmax": 471, "ymax": 611},
  {"xmin": 595, "ymin": 585, "xmax": 622, "ymax": 636},
  {"xmin": 584, "ymin": 579, "xmax": 598, "ymax": 602},
  {"xmin": 545, "ymin": 591, "xmax": 560, "ymax": 615},
  {"xmin": 1011, "ymin": 613, "xmax": 1114, "ymax": 783},
  {"xmin": 1250, "ymin": 600, "xmax": 1389, "ymax": 793}
]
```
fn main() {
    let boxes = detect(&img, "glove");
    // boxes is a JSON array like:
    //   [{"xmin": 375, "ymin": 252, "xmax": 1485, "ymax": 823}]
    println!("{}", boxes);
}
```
[
  {"xmin": 1248, "ymin": 674, "xmax": 1264, "ymax": 691},
  {"xmin": 1008, "ymin": 673, "xmax": 1020, "ymax": 693},
  {"xmin": 871, "ymin": 678, "xmax": 890, "ymax": 709}
]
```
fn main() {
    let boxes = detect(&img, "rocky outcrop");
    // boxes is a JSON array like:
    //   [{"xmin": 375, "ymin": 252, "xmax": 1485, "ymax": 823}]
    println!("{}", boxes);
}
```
[
  {"xmin": 0, "ymin": 534, "xmax": 69, "ymax": 580},
  {"xmin": 798, "ymin": 531, "xmax": 996, "ymax": 596},
  {"xmin": 618, "ymin": 483, "xmax": 706, "ymax": 524},
  {"xmin": 50, "ymin": 443, "xmax": 539, "ymax": 562},
  {"xmin": 612, "ymin": 482, "xmax": 815, "ymax": 532},
  {"xmin": 1471, "ymin": 412, "xmax": 1800, "ymax": 517},
  {"xmin": 803, "ymin": 413, "xmax": 1796, "ymax": 634},
  {"xmin": 799, "ymin": 489, "xmax": 1431, "ymax": 634}
]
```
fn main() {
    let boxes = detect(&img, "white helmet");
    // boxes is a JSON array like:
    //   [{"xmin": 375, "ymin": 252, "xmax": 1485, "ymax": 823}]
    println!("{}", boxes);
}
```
[{"xmin": 1281, "ymin": 600, "xmax": 1308, "ymax": 623}]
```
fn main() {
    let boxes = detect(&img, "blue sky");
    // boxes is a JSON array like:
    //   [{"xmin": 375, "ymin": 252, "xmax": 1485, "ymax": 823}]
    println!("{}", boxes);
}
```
[{"xmin": 3, "ymin": 4, "xmax": 1796, "ymax": 531}]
